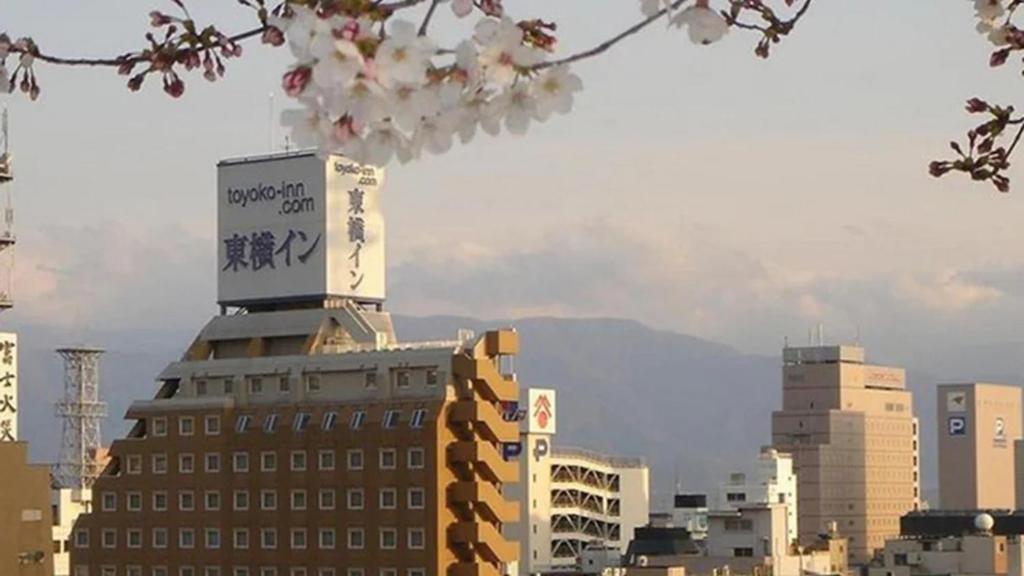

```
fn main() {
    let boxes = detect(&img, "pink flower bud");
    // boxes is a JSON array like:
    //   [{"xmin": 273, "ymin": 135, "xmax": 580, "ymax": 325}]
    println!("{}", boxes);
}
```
[
  {"xmin": 149, "ymin": 11, "xmax": 172, "ymax": 27},
  {"xmin": 163, "ymin": 75, "xmax": 185, "ymax": 98},
  {"xmin": 282, "ymin": 66, "xmax": 312, "ymax": 97},
  {"xmin": 262, "ymin": 26, "xmax": 285, "ymax": 47}
]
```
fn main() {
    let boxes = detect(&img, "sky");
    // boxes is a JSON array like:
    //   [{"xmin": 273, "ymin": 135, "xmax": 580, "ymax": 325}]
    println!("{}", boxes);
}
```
[{"xmin": 3, "ymin": 0, "xmax": 1024, "ymax": 368}]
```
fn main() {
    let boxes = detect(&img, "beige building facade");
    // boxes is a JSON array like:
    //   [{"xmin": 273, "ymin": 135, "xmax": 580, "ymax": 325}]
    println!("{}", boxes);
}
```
[
  {"xmin": 937, "ymin": 383, "xmax": 1022, "ymax": 510},
  {"xmin": 772, "ymin": 345, "xmax": 919, "ymax": 564},
  {"xmin": 0, "ymin": 441, "xmax": 55, "ymax": 576}
]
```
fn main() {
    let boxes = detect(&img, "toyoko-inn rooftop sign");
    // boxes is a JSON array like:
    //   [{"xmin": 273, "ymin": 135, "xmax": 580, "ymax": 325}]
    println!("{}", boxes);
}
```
[{"xmin": 217, "ymin": 152, "xmax": 385, "ymax": 306}]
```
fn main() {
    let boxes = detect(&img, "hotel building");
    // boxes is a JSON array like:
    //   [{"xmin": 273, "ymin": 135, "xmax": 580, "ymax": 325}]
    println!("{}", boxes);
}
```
[{"xmin": 70, "ymin": 152, "xmax": 522, "ymax": 576}]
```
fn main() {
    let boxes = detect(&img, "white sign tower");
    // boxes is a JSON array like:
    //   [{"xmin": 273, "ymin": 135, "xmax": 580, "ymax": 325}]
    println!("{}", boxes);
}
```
[
  {"xmin": 217, "ymin": 152, "xmax": 386, "ymax": 309},
  {"xmin": 0, "ymin": 106, "xmax": 18, "ymax": 443}
]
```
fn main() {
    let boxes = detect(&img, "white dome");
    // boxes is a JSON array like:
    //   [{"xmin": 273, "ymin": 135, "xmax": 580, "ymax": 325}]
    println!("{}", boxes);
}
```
[{"xmin": 975, "ymin": 513, "xmax": 995, "ymax": 532}]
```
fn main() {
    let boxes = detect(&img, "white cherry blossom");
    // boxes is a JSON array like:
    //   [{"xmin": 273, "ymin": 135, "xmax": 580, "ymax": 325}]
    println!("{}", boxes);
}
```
[
  {"xmin": 310, "ymin": 36, "xmax": 364, "ymax": 90},
  {"xmin": 452, "ymin": 0, "xmax": 475, "ymax": 18},
  {"xmin": 486, "ymin": 83, "xmax": 537, "ymax": 135},
  {"xmin": 974, "ymin": 0, "xmax": 1005, "ymax": 24},
  {"xmin": 477, "ymin": 18, "xmax": 545, "ymax": 86},
  {"xmin": 281, "ymin": 107, "xmax": 331, "ymax": 150},
  {"xmin": 375, "ymin": 20, "xmax": 437, "ymax": 89},
  {"xmin": 671, "ymin": 4, "xmax": 729, "ymax": 45},
  {"xmin": 532, "ymin": 65, "xmax": 583, "ymax": 120}
]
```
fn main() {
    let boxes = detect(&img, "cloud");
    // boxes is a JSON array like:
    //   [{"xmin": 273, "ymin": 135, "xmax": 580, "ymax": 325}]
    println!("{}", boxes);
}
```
[{"xmin": 893, "ymin": 270, "xmax": 1002, "ymax": 313}]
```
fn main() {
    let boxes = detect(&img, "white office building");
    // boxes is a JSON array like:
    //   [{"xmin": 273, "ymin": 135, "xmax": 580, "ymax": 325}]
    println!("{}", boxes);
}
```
[
  {"xmin": 717, "ymin": 446, "xmax": 798, "ymax": 547},
  {"xmin": 505, "ymin": 388, "xmax": 650, "ymax": 574}
]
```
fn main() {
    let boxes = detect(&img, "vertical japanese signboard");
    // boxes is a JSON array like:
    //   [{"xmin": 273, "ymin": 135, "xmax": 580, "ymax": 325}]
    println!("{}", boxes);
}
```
[
  {"xmin": 525, "ymin": 388, "xmax": 557, "ymax": 435},
  {"xmin": 0, "ymin": 332, "xmax": 16, "ymax": 442},
  {"xmin": 217, "ymin": 153, "xmax": 385, "ymax": 306}
]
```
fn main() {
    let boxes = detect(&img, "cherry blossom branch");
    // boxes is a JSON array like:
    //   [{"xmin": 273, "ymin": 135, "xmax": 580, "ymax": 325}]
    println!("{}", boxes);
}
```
[
  {"xmin": 535, "ymin": 0, "xmax": 691, "ymax": 70},
  {"xmin": 418, "ymin": 0, "xmax": 443, "ymax": 35}
]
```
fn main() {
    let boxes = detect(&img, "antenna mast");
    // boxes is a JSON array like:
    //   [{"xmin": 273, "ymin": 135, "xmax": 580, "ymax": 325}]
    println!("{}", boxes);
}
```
[{"xmin": 53, "ymin": 347, "xmax": 108, "ymax": 490}]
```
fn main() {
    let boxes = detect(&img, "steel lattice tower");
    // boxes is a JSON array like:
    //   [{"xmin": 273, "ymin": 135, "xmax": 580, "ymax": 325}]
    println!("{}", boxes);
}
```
[{"xmin": 53, "ymin": 347, "xmax": 108, "ymax": 490}]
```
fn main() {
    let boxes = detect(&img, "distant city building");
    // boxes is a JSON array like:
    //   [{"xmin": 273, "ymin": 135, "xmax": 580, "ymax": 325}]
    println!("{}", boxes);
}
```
[
  {"xmin": 0, "ymin": 441, "xmax": 55, "ymax": 576},
  {"xmin": 506, "ymin": 388, "xmax": 650, "ymax": 574},
  {"xmin": 666, "ymin": 494, "xmax": 708, "ymax": 540},
  {"xmin": 869, "ymin": 513, "xmax": 1024, "ymax": 576},
  {"xmin": 70, "ymin": 152, "xmax": 523, "ymax": 576},
  {"xmin": 622, "ymin": 504, "xmax": 847, "ymax": 576},
  {"xmin": 937, "ymin": 383, "xmax": 1022, "ymax": 510},
  {"xmin": 52, "ymin": 488, "xmax": 93, "ymax": 576},
  {"xmin": 772, "ymin": 344, "xmax": 920, "ymax": 563},
  {"xmin": 717, "ymin": 447, "xmax": 798, "ymax": 546}
]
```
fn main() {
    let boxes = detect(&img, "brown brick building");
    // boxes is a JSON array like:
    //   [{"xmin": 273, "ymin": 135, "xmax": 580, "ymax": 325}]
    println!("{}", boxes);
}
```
[
  {"xmin": 0, "ymin": 441, "xmax": 55, "ymax": 576},
  {"xmin": 70, "ymin": 304, "xmax": 521, "ymax": 576}
]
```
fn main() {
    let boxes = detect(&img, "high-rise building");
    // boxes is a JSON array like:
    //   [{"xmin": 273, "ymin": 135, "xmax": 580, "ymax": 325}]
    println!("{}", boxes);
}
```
[
  {"xmin": 70, "ymin": 152, "xmax": 522, "ymax": 576},
  {"xmin": 0, "ymin": 441, "xmax": 55, "ymax": 576},
  {"xmin": 937, "ymin": 383, "xmax": 1022, "ymax": 510},
  {"xmin": 717, "ymin": 447, "xmax": 798, "ymax": 547},
  {"xmin": 505, "ymin": 388, "xmax": 649, "ymax": 574},
  {"xmin": 772, "ymin": 345, "xmax": 919, "ymax": 564}
]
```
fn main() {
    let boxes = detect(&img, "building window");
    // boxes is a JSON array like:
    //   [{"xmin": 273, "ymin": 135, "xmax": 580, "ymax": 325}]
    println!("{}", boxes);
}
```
[
  {"xmin": 101, "ymin": 568, "xmax": 116, "ymax": 576},
  {"xmin": 153, "ymin": 491, "xmax": 168, "ymax": 512},
  {"xmin": 205, "ymin": 569, "xmax": 221, "ymax": 576},
  {"xmin": 347, "ymin": 449, "xmax": 364, "ymax": 470},
  {"xmin": 260, "ymin": 528, "xmax": 277, "ymax": 549},
  {"xmin": 205, "ymin": 528, "xmax": 221, "ymax": 549},
  {"xmin": 232, "ymin": 569, "xmax": 249, "ymax": 576},
  {"xmin": 195, "ymin": 380, "xmax": 208, "ymax": 396},
  {"xmin": 154, "ymin": 568, "xmax": 169, "ymax": 576},
  {"xmin": 125, "ymin": 524, "xmax": 142, "ymax": 545},
  {"xmin": 152, "ymin": 417, "xmax": 168, "ymax": 437},
  {"xmin": 249, "ymin": 377, "xmax": 263, "ymax": 395},
  {"xmin": 179, "ymin": 528, "xmax": 195, "ymax": 549},
  {"xmin": 726, "ymin": 493, "xmax": 746, "ymax": 502},
  {"xmin": 179, "ymin": 453, "xmax": 195, "ymax": 474},
  {"xmin": 74, "ymin": 566, "xmax": 89, "ymax": 576},
  {"xmin": 408, "ymin": 488, "xmax": 425, "ymax": 510},
  {"xmin": 410, "ymin": 409, "xmax": 426, "ymax": 429},
  {"xmin": 102, "ymin": 528, "xmax": 116, "ymax": 549},
  {"xmin": 408, "ymin": 528, "xmax": 425, "ymax": 550},
  {"xmin": 347, "ymin": 489, "xmax": 365, "ymax": 510},
  {"xmin": 152, "ymin": 453, "xmax": 168, "ymax": 474},
  {"xmin": 153, "ymin": 528, "xmax": 168, "ymax": 549},
  {"xmin": 318, "ymin": 450, "xmax": 335, "ymax": 471},
  {"xmin": 180, "ymin": 568, "xmax": 196, "ymax": 576},
  {"xmin": 380, "ymin": 571, "xmax": 397, "ymax": 576},
  {"xmin": 309, "ymin": 528, "xmax": 332, "ymax": 551},
  {"xmin": 223, "ymin": 378, "xmax": 234, "ymax": 394},
  {"xmin": 318, "ymin": 570, "xmax": 335, "ymax": 576},
  {"xmin": 322, "ymin": 412, "xmax": 337, "ymax": 431},
  {"xmin": 233, "ymin": 452, "xmax": 249, "ymax": 473},
  {"xmin": 383, "ymin": 410, "xmax": 400, "ymax": 429},
  {"xmin": 233, "ymin": 528, "xmax": 249, "ymax": 549},
  {"xmin": 264, "ymin": 414, "xmax": 278, "ymax": 433},
  {"xmin": 127, "ymin": 492, "xmax": 142, "ymax": 512},
  {"xmin": 319, "ymin": 489, "xmax": 336, "ymax": 510},
  {"xmin": 306, "ymin": 374, "xmax": 321, "ymax": 393},
  {"xmin": 379, "ymin": 528, "xmax": 397, "ymax": 550},
  {"xmin": 102, "ymin": 492, "xmax": 116, "ymax": 512},
  {"xmin": 128, "ymin": 567, "xmax": 143, "ymax": 576},
  {"xmin": 346, "ymin": 570, "xmax": 364, "ymax": 576},
  {"xmin": 179, "ymin": 416, "xmax": 195, "ymax": 436},
  {"xmin": 407, "ymin": 448, "xmax": 425, "ymax": 469},
  {"xmin": 379, "ymin": 488, "xmax": 397, "ymax": 510},
  {"xmin": 235, "ymin": 415, "xmax": 250, "ymax": 433},
  {"xmin": 278, "ymin": 376, "xmax": 290, "ymax": 394},
  {"xmin": 350, "ymin": 410, "xmax": 366, "ymax": 430},
  {"xmin": 205, "ymin": 453, "xmax": 221, "ymax": 473},
  {"xmin": 364, "ymin": 372, "xmax": 377, "ymax": 388},
  {"xmin": 75, "ymin": 528, "xmax": 89, "ymax": 548},
  {"xmin": 260, "ymin": 570, "xmax": 276, "ymax": 576},
  {"xmin": 294, "ymin": 413, "xmax": 311, "ymax": 432},
  {"xmin": 205, "ymin": 415, "xmax": 221, "ymax": 435},
  {"xmin": 407, "ymin": 570, "xmax": 426, "ymax": 576},
  {"xmin": 261, "ymin": 451, "xmax": 277, "ymax": 472},
  {"xmin": 426, "ymin": 369, "xmax": 438, "ymax": 386},
  {"xmin": 734, "ymin": 547, "xmax": 754, "ymax": 557},
  {"xmin": 234, "ymin": 490, "xmax": 250, "ymax": 511},
  {"xmin": 205, "ymin": 491, "xmax": 221, "ymax": 511},
  {"xmin": 179, "ymin": 490, "xmax": 195, "ymax": 511},
  {"xmin": 291, "ymin": 489, "xmax": 307, "ymax": 511},
  {"xmin": 347, "ymin": 528, "xmax": 364, "ymax": 550},
  {"xmin": 127, "ymin": 455, "xmax": 142, "ymax": 475},
  {"xmin": 291, "ymin": 450, "xmax": 307, "ymax": 471},
  {"xmin": 396, "ymin": 371, "xmax": 411, "ymax": 388},
  {"xmin": 261, "ymin": 490, "xmax": 277, "ymax": 511},
  {"xmin": 380, "ymin": 448, "xmax": 397, "ymax": 470},
  {"xmin": 291, "ymin": 528, "xmax": 307, "ymax": 550}
]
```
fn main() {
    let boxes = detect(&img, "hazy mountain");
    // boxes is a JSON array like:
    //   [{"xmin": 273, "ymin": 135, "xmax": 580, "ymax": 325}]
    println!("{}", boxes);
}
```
[{"xmin": 11, "ymin": 314, "xmax": 981, "ymax": 509}]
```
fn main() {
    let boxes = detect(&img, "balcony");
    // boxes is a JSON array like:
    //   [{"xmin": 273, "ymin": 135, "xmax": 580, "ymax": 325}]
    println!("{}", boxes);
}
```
[
  {"xmin": 450, "ymin": 521, "xmax": 519, "ymax": 565},
  {"xmin": 450, "ymin": 400, "xmax": 519, "ymax": 444},
  {"xmin": 449, "ymin": 441, "xmax": 518, "ymax": 484},
  {"xmin": 450, "ymin": 481, "xmax": 520, "ymax": 524},
  {"xmin": 452, "ymin": 354, "xmax": 517, "ymax": 403}
]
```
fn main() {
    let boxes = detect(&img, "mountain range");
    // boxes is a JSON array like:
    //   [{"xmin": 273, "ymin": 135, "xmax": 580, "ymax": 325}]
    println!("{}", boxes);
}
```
[{"xmin": 14, "ymin": 314, "xmax": 1024, "ymax": 509}]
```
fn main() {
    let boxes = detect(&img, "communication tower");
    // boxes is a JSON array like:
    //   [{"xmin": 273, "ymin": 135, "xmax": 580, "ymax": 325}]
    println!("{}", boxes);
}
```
[
  {"xmin": 53, "ymin": 347, "xmax": 108, "ymax": 490},
  {"xmin": 0, "ymin": 106, "xmax": 15, "ymax": 309}
]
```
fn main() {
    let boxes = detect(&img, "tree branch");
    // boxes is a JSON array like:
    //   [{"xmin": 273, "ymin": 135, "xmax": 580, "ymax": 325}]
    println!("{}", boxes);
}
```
[
  {"xmin": 418, "ymin": 0, "xmax": 443, "ymax": 36},
  {"xmin": 534, "ymin": 0, "xmax": 691, "ymax": 70}
]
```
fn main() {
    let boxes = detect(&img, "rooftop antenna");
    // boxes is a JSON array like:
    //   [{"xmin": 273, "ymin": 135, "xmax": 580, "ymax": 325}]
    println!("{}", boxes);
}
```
[
  {"xmin": 854, "ymin": 325, "xmax": 861, "ymax": 345},
  {"xmin": 817, "ymin": 323, "xmax": 825, "ymax": 346},
  {"xmin": 268, "ymin": 92, "xmax": 275, "ymax": 152}
]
